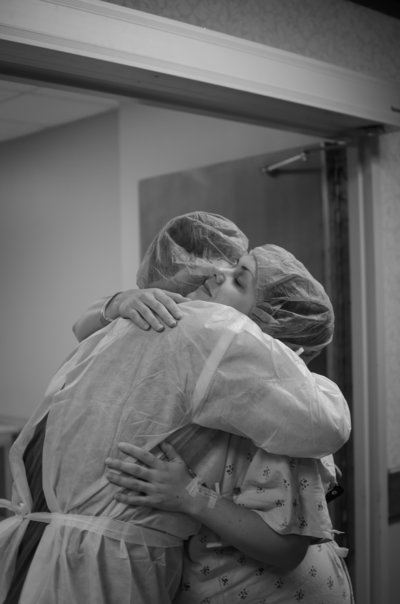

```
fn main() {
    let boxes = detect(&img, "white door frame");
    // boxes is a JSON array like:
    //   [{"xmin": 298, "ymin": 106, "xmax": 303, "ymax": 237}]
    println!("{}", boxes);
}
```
[
  {"xmin": 347, "ymin": 139, "xmax": 388, "ymax": 604},
  {"xmin": 1, "ymin": 0, "xmax": 400, "ymax": 135},
  {"xmin": 0, "ymin": 1, "xmax": 392, "ymax": 600}
]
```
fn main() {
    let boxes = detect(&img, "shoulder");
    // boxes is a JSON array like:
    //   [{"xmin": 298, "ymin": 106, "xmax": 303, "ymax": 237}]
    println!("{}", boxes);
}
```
[{"xmin": 178, "ymin": 301, "xmax": 303, "ymax": 355}]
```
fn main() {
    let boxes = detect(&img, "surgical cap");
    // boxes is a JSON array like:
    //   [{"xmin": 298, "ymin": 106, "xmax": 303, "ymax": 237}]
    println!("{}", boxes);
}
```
[
  {"xmin": 137, "ymin": 211, "xmax": 249, "ymax": 295},
  {"xmin": 249, "ymin": 244, "xmax": 334, "ymax": 362}
]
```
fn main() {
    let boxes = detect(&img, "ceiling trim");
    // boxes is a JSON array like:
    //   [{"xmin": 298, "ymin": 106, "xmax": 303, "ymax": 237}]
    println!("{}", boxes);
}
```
[{"xmin": 0, "ymin": 0, "xmax": 400, "ymax": 137}]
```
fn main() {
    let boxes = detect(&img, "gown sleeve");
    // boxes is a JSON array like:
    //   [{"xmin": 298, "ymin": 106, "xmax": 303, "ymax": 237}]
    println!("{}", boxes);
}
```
[
  {"xmin": 234, "ymin": 452, "xmax": 337, "ymax": 542},
  {"xmin": 189, "ymin": 314, "xmax": 350, "ymax": 459}
]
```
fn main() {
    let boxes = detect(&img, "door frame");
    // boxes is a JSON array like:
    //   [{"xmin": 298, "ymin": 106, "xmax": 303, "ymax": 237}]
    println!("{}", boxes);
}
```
[
  {"xmin": 0, "ymin": 1, "xmax": 391, "ymax": 601},
  {"xmin": 347, "ymin": 138, "xmax": 388, "ymax": 604},
  {"xmin": 1, "ymin": 0, "xmax": 400, "ymax": 136}
]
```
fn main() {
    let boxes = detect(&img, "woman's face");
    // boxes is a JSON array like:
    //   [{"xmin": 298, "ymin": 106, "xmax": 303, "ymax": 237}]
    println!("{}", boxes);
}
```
[{"xmin": 188, "ymin": 254, "xmax": 257, "ymax": 315}]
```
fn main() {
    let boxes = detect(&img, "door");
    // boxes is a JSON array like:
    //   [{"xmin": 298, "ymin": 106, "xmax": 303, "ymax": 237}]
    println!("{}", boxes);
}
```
[
  {"xmin": 139, "ymin": 146, "xmax": 325, "ymax": 280},
  {"xmin": 139, "ymin": 143, "xmax": 354, "ymax": 577}
]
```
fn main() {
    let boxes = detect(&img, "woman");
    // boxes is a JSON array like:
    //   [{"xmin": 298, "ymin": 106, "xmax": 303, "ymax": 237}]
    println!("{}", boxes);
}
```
[
  {"xmin": 105, "ymin": 241, "xmax": 354, "ymax": 603},
  {"xmin": 77, "ymin": 211, "xmax": 353, "ymax": 602},
  {"xmin": 107, "ymin": 443, "xmax": 353, "ymax": 603}
]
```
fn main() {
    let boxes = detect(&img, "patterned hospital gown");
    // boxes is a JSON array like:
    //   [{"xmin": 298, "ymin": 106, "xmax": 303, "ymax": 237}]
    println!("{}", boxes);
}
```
[{"xmin": 175, "ymin": 434, "xmax": 354, "ymax": 604}]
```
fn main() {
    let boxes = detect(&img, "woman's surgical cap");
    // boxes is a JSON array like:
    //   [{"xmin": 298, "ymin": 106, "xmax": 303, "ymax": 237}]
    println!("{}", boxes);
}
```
[
  {"xmin": 249, "ymin": 244, "xmax": 334, "ymax": 363},
  {"xmin": 137, "ymin": 211, "xmax": 249, "ymax": 295}
]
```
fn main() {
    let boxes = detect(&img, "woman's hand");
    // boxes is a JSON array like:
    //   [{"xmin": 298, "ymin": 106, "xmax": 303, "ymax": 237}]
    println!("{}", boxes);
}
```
[
  {"xmin": 105, "ymin": 442, "xmax": 194, "ymax": 512},
  {"xmin": 109, "ymin": 289, "xmax": 188, "ymax": 332},
  {"xmin": 105, "ymin": 444, "xmax": 310, "ymax": 569}
]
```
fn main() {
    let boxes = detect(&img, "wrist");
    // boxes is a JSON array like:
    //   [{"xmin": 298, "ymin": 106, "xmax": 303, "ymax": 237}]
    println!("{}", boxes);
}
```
[
  {"xmin": 100, "ymin": 292, "xmax": 122, "ymax": 326},
  {"xmin": 182, "ymin": 476, "xmax": 219, "ymax": 518}
]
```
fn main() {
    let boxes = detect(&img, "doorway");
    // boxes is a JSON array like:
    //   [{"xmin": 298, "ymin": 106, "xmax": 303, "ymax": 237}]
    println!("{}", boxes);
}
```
[{"xmin": 139, "ymin": 143, "xmax": 354, "ymax": 578}]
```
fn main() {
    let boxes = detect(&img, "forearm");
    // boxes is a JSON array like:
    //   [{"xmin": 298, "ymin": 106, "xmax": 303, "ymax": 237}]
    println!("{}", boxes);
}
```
[
  {"xmin": 72, "ymin": 294, "xmax": 122, "ymax": 341},
  {"xmin": 106, "ymin": 443, "xmax": 309, "ymax": 570},
  {"xmin": 180, "ymin": 481, "xmax": 308, "ymax": 569},
  {"xmin": 73, "ymin": 289, "xmax": 185, "ymax": 341}
]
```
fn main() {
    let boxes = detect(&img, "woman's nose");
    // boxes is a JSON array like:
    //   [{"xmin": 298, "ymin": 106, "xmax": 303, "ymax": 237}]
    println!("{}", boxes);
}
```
[{"xmin": 213, "ymin": 266, "xmax": 234, "ymax": 284}]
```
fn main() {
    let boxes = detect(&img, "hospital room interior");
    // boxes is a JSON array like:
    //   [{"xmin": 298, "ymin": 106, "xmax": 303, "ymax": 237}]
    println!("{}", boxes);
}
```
[{"xmin": 0, "ymin": 1, "xmax": 400, "ymax": 603}]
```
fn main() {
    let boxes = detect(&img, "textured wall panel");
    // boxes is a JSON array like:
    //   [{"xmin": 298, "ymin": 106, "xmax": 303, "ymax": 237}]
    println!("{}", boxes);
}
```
[{"xmin": 102, "ymin": 0, "xmax": 400, "ymax": 82}]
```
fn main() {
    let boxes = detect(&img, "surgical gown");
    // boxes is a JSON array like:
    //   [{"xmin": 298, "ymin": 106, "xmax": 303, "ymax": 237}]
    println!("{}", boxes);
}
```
[{"xmin": 0, "ymin": 301, "xmax": 350, "ymax": 603}]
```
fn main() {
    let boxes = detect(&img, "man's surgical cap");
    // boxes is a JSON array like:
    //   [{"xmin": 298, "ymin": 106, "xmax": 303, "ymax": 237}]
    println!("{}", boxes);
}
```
[
  {"xmin": 249, "ymin": 244, "xmax": 334, "ymax": 363},
  {"xmin": 137, "ymin": 211, "xmax": 249, "ymax": 295}
]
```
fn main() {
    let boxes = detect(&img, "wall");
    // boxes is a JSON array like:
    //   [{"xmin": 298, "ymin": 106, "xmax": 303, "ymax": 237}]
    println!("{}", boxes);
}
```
[
  {"xmin": 380, "ymin": 129, "xmax": 400, "ymax": 471},
  {"xmin": 388, "ymin": 522, "xmax": 400, "ymax": 601},
  {"xmin": 105, "ymin": 0, "xmax": 400, "ymax": 82},
  {"xmin": 0, "ymin": 110, "xmax": 121, "ymax": 419}
]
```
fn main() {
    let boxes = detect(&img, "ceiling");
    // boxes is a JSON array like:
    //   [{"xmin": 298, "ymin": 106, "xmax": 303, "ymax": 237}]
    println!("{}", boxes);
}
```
[{"xmin": 0, "ymin": 78, "xmax": 122, "ymax": 144}]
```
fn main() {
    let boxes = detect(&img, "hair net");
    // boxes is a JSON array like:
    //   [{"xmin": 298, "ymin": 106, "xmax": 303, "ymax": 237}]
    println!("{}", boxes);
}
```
[
  {"xmin": 249, "ymin": 244, "xmax": 334, "ymax": 362},
  {"xmin": 137, "ymin": 211, "xmax": 249, "ymax": 295}
]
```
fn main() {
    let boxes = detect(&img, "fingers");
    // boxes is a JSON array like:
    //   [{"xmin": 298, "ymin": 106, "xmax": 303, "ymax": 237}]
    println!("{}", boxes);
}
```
[
  {"xmin": 120, "ymin": 289, "xmax": 184, "ymax": 331},
  {"xmin": 105, "ymin": 448, "xmax": 157, "ymax": 491},
  {"xmin": 162, "ymin": 291, "xmax": 188, "ymax": 304},
  {"xmin": 106, "ymin": 469, "xmax": 149, "ymax": 491},
  {"xmin": 123, "ymin": 305, "xmax": 164, "ymax": 332},
  {"xmin": 106, "ymin": 470, "xmax": 159, "ymax": 509},
  {"xmin": 105, "ymin": 443, "xmax": 192, "ymax": 513},
  {"xmin": 122, "ymin": 308, "xmax": 152, "ymax": 331},
  {"xmin": 159, "ymin": 441, "xmax": 180, "ymax": 461},
  {"xmin": 118, "ymin": 442, "xmax": 160, "ymax": 468},
  {"xmin": 105, "ymin": 442, "xmax": 182, "ymax": 477},
  {"xmin": 105, "ymin": 457, "xmax": 151, "ymax": 478},
  {"xmin": 114, "ymin": 491, "xmax": 148, "ymax": 506},
  {"xmin": 149, "ymin": 291, "xmax": 184, "ymax": 327}
]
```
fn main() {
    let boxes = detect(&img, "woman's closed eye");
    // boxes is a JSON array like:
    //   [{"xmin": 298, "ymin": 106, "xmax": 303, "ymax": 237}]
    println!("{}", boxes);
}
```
[{"xmin": 234, "ymin": 266, "xmax": 252, "ymax": 289}]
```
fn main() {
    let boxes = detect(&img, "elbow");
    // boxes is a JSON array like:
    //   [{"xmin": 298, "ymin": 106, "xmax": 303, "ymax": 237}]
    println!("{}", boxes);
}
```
[
  {"xmin": 315, "ymin": 396, "xmax": 352, "ymax": 457},
  {"xmin": 72, "ymin": 321, "xmax": 81, "ymax": 341},
  {"xmin": 72, "ymin": 320, "xmax": 85, "ymax": 342},
  {"xmin": 278, "ymin": 542, "xmax": 309, "ymax": 571},
  {"xmin": 333, "ymin": 396, "xmax": 352, "ymax": 451},
  {"xmin": 330, "ymin": 410, "xmax": 352, "ymax": 455},
  {"xmin": 264, "ymin": 536, "xmax": 310, "ymax": 571},
  {"xmin": 311, "ymin": 377, "xmax": 352, "ymax": 456}
]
